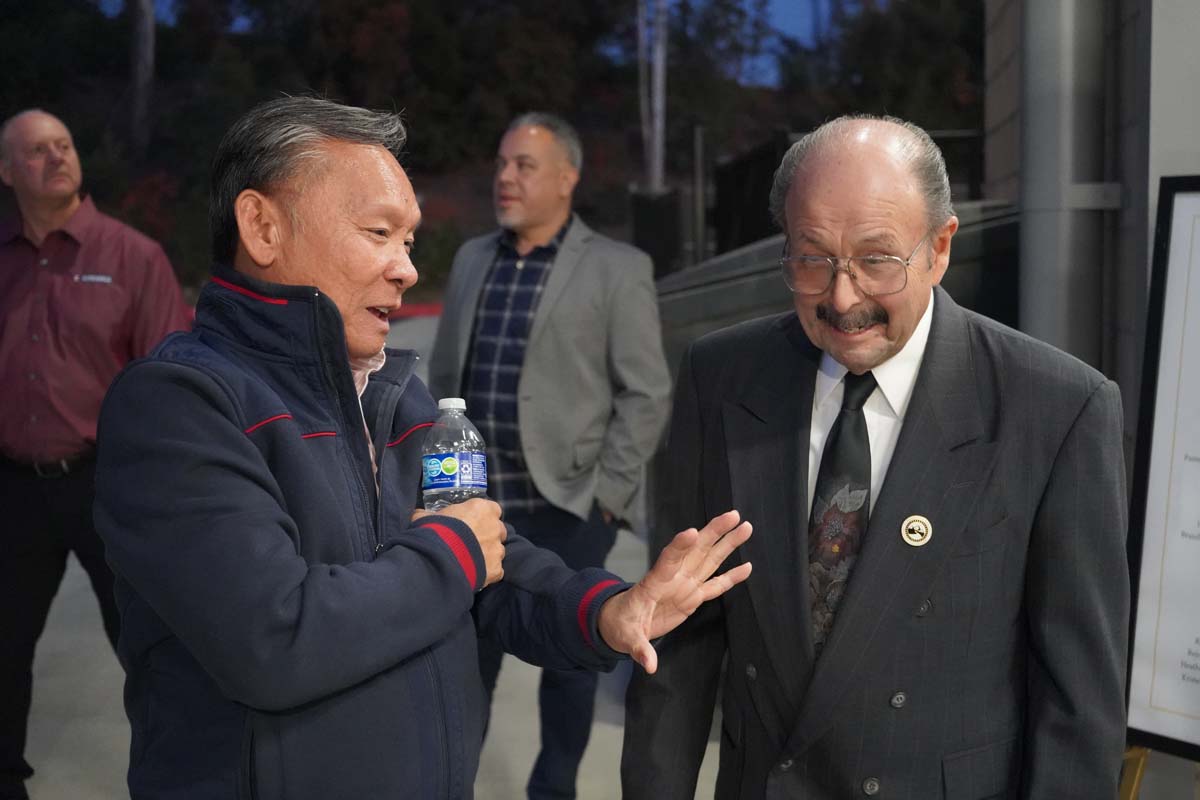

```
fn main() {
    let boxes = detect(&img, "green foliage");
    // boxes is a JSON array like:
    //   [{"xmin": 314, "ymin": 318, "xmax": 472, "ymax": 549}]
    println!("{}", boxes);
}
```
[
  {"xmin": 0, "ymin": 0, "xmax": 983, "ymax": 291},
  {"xmin": 776, "ymin": 0, "xmax": 984, "ymax": 133},
  {"xmin": 663, "ymin": 0, "xmax": 788, "ymax": 173}
]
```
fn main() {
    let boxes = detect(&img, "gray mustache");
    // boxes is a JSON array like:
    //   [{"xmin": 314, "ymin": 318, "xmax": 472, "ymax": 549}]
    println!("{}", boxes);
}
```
[{"xmin": 816, "ymin": 304, "xmax": 888, "ymax": 331}]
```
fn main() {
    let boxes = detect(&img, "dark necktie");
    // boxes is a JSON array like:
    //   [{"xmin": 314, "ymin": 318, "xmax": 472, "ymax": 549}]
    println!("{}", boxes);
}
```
[{"xmin": 808, "ymin": 370, "xmax": 877, "ymax": 655}]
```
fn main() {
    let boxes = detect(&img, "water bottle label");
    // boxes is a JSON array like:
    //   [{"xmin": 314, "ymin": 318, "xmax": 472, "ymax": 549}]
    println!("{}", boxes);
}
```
[{"xmin": 421, "ymin": 452, "xmax": 488, "ymax": 491}]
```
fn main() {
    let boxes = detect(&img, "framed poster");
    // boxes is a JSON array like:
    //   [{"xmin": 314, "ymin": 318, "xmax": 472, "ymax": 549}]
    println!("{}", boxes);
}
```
[{"xmin": 1127, "ymin": 176, "xmax": 1200, "ymax": 761}]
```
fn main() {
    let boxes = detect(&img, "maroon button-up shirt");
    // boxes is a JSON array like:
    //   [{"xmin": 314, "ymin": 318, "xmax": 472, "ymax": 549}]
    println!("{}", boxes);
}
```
[{"xmin": 0, "ymin": 196, "xmax": 193, "ymax": 462}]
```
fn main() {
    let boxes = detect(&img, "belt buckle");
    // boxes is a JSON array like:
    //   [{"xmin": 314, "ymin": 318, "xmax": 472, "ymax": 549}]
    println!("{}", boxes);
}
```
[{"xmin": 33, "ymin": 458, "xmax": 70, "ymax": 478}]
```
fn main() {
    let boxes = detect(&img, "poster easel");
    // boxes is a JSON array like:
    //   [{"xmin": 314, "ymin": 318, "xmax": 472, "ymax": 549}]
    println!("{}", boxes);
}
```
[{"xmin": 1124, "ymin": 176, "xmax": 1200, "ymax": 796}]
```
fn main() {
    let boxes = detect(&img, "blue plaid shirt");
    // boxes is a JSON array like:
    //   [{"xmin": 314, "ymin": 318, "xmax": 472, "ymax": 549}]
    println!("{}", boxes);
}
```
[{"xmin": 462, "ymin": 221, "xmax": 571, "ymax": 514}]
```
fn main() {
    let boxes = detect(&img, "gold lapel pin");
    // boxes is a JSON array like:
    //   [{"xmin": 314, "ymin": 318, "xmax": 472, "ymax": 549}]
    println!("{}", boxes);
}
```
[{"xmin": 901, "ymin": 515, "xmax": 933, "ymax": 547}]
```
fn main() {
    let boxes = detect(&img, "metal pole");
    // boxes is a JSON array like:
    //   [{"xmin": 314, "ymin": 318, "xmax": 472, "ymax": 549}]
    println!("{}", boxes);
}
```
[
  {"xmin": 129, "ymin": 0, "xmax": 155, "ymax": 159},
  {"xmin": 650, "ymin": 0, "xmax": 667, "ymax": 194},
  {"xmin": 637, "ymin": 0, "xmax": 652, "ymax": 190},
  {"xmin": 1018, "ymin": 0, "xmax": 1117, "ymax": 366},
  {"xmin": 692, "ymin": 125, "xmax": 706, "ymax": 264}
]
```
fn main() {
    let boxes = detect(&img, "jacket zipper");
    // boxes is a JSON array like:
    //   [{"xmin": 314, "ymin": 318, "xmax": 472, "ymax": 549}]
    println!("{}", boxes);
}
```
[
  {"xmin": 371, "ymin": 379, "xmax": 404, "ymax": 555},
  {"xmin": 422, "ymin": 653, "xmax": 451, "ymax": 797},
  {"xmin": 312, "ymin": 289, "xmax": 380, "ymax": 560}
]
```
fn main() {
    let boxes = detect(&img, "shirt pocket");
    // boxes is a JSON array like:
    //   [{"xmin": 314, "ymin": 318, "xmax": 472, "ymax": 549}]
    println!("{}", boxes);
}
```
[{"xmin": 55, "ymin": 274, "xmax": 131, "ymax": 352}]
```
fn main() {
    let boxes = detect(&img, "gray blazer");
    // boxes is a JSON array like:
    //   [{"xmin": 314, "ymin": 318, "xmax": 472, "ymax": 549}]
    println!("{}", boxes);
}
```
[
  {"xmin": 428, "ymin": 215, "xmax": 671, "ymax": 521},
  {"xmin": 621, "ymin": 287, "xmax": 1130, "ymax": 799}
]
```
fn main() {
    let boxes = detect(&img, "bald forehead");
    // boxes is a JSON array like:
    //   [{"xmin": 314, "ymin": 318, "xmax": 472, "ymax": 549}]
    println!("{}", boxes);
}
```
[
  {"xmin": 1, "ymin": 110, "xmax": 71, "ymax": 156},
  {"xmin": 805, "ymin": 119, "xmax": 914, "ymax": 170}
]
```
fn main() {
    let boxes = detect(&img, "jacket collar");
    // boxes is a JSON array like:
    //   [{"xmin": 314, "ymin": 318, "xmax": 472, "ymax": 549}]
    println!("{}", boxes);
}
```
[
  {"xmin": 200, "ymin": 264, "xmax": 341, "ymax": 366},
  {"xmin": 199, "ymin": 264, "xmax": 419, "ymax": 404}
]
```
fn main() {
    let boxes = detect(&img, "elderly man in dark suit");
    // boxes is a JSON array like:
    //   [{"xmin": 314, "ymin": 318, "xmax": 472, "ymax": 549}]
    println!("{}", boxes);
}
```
[{"xmin": 622, "ymin": 115, "xmax": 1129, "ymax": 799}]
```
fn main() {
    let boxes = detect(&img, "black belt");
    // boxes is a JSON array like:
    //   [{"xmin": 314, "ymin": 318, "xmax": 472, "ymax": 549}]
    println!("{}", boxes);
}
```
[{"xmin": 3, "ymin": 449, "xmax": 95, "ymax": 479}]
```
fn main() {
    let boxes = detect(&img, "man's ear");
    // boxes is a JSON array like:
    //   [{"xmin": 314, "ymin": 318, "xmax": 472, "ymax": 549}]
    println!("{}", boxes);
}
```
[
  {"xmin": 0, "ymin": 157, "xmax": 12, "ymax": 188},
  {"xmin": 559, "ymin": 165, "xmax": 580, "ymax": 199},
  {"xmin": 233, "ymin": 189, "xmax": 284, "ymax": 269},
  {"xmin": 929, "ymin": 215, "xmax": 958, "ymax": 286}
]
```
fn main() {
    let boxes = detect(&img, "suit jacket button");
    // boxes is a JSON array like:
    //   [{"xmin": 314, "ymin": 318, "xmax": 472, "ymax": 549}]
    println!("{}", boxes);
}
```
[
  {"xmin": 778, "ymin": 759, "xmax": 794, "ymax": 772},
  {"xmin": 745, "ymin": 663, "xmax": 757, "ymax": 680},
  {"xmin": 916, "ymin": 598, "xmax": 932, "ymax": 617},
  {"xmin": 890, "ymin": 691, "xmax": 907, "ymax": 708},
  {"xmin": 862, "ymin": 777, "xmax": 881, "ymax": 795}
]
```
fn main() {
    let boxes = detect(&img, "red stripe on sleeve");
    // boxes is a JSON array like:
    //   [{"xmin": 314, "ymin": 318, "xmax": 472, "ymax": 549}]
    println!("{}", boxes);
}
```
[
  {"xmin": 386, "ymin": 421, "xmax": 434, "ymax": 448},
  {"xmin": 211, "ymin": 276, "xmax": 289, "ymax": 305},
  {"xmin": 422, "ymin": 522, "xmax": 478, "ymax": 589},
  {"xmin": 577, "ymin": 579, "xmax": 621, "ymax": 649},
  {"xmin": 244, "ymin": 413, "xmax": 293, "ymax": 434},
  {"xmin": 300, "ymin": 431, "xmax": 337, "ymax": 439}
]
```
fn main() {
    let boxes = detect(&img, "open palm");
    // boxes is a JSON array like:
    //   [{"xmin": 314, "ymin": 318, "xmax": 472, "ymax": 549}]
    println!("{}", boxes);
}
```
[{"xmin": 597, "ymin": 510, "xmax": 752, "ymax": 673}]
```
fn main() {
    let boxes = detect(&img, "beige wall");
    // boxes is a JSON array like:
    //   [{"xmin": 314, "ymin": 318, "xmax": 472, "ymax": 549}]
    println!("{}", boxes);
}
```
[{"xmin": 1148, "ymin": 0, "xmax": 1200, "ymax": 236}]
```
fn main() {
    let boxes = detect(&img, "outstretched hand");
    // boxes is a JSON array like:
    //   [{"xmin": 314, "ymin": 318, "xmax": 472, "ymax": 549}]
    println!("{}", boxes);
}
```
[{"xmin": 596, "ymin": 510, "xmax": 752, "ymax": 674}]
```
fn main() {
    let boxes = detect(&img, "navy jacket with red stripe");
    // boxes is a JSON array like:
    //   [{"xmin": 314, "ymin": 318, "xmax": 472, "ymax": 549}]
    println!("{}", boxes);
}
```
[{"xmin": 94, "ymin": 266, "xmax": 629, "ymax": 799}]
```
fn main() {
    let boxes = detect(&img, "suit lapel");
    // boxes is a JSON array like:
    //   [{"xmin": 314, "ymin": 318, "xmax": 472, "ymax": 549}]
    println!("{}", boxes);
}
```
[
  {"xmin": 527, "ymin": 214, "xmax": 590, "ymax": 349},
  {"xmin": 453, "ymin": 232, "xmax": 500, "ymax": 379},
  {"xmin": 723, "ymin": 316, "xmax": 820, "ymax": 713},
  {"xmin": 784, "ymin": 289, "xmax": 1000, "ymax": 754}
]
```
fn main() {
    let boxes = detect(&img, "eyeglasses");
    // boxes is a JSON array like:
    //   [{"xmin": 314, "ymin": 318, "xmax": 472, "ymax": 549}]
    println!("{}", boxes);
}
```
[{"xmin": 778, "ymin": 234, "xmax": 931, "ymax": 297}]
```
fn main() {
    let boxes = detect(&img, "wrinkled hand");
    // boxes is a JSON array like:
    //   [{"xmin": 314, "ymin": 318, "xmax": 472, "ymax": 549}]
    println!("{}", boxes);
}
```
[
  {"xmin": 413, "ymin": 498, "xmax": 507, "ymax": 587},
  {"xmin": 597, "ymin": 510, "xmax": 752, "ymax": 673}
]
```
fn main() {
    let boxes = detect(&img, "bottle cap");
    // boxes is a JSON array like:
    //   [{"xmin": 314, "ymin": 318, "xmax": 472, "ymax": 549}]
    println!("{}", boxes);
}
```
[{"xmin": 437, "ymin": 397, "xmax": 467, "ymax": 411}]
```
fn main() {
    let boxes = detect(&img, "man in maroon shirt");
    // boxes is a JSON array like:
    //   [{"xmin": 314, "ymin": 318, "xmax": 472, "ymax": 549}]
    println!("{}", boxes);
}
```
[{"xmin": 0, "ymin": 108, "xmax": 191, "ymax": 799}]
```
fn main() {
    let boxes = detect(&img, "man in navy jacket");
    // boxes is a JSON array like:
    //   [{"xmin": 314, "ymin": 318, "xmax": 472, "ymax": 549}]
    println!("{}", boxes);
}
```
[{"xmin": 93, "ymin": 96, "xmax": 752, "ymax": 800}]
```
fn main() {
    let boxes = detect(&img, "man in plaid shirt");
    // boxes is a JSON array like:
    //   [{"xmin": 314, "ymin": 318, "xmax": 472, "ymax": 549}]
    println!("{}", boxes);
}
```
[{"xmin": 430, "ymin": 112, "xmax": 671, "ymax": 799}]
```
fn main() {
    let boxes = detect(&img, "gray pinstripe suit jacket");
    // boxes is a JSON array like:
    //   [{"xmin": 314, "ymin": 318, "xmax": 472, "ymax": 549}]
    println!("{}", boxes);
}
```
[{"xmin": 622, "ymin": 287, "xmax": 1129, "ymax": 800}]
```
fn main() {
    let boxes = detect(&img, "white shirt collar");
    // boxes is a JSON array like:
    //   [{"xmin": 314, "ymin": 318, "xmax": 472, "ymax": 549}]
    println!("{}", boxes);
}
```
[
  {"xmin": 814, "ymin": 289, "xmax": 936, "ymax": 418},
  {"xmin": 350, "ymin": 348, "xmax": 388, "ymax": 399}
]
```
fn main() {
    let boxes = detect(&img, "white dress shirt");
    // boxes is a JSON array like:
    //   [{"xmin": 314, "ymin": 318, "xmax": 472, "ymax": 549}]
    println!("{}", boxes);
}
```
[{"xmin": 806, "ymin": 290, "xmax": 936, "ymax": 517}]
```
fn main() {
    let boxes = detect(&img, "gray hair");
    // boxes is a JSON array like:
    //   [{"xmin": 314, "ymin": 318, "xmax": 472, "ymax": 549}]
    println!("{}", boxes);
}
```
[
  {"xmin": 506, "ymin": 112, "xmax": 583, "ymax": 171},
  {"xmin": 210, "ymin": 96, "xmax": 407, "ymax": 263},
  {"xmin": 768, "ymin": 114, "xmax": 955, "ymax": 232}
]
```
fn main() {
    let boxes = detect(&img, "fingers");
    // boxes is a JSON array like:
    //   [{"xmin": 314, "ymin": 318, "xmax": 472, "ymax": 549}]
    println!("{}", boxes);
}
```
[
  {"xmin": 696, "ymin": 520, "xmax": 753, "ymax": 578},
  {"xmin": 631, "ymin": 636, "xmax": 658, "ymax": 675},
  {"xmin": 694, "ymin": 509, "xmax": 742, "ymax": 548},
  {"xmin": 463, "ymin": 497, "xmax": 503, "ymax": 519},
  {"xmin": 649, "ymin": 513, "xmax": 752, "ymax": 592},
  {"xmin": 697, "ymin": 561, "xmax": 753, "ymax": 603},
  {"xmin": 652, "ymin": 527, "xmax": 700, "ymax": 576},
  {"xmin": 675, "ymin": 510, "xmax": 747, "ymax": 576}
]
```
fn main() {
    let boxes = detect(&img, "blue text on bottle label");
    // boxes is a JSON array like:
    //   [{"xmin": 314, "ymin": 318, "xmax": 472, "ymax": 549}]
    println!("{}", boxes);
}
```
[{"xmin": 422, "ymin": 452, "xmax": 488, "ymax": 491}]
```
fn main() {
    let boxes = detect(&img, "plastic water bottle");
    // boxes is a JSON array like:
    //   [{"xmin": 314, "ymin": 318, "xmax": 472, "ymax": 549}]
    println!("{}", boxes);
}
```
[{"xmin": 421, "ymin": 398, "xmax": 488, "ymax": 511}]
